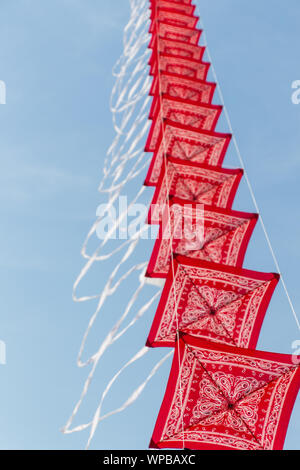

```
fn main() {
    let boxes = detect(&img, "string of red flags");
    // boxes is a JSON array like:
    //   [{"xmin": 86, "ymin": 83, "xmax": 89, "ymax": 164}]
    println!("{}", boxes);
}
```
[{"xmin": 142, "ymin": 0, "xmax": 300, "ymax": 450}]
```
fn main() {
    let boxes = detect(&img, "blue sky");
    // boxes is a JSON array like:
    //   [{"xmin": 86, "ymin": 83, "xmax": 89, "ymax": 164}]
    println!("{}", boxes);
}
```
[{"xmin": 0, "ymin": 0, "xmax": 299, "ymax": 450}]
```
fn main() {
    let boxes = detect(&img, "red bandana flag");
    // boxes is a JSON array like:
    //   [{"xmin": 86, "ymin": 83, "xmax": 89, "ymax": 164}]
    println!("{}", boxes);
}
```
[
  {"xmin": 145, "ymin": 96, "xmax": 222, "ymax": 152},
  {"xmin": 148, "ymin": 158, "xmax": 243, "ymax": 224},
  {"xmin": 150, "ymin": 1, "xmax": 196, "ymax": 15},
  {"xmin": 150, "ymin": 334, "xmax": 300, "ymax": 450},
  {"xmin": 149, "ymin": 38, "xmax": 205, "ymax": 62},
  {"xmin": 149, "ymin": 72, "xmax": 216, "ymax": 104},
  {"xmin": 149, "ymin": 21, "xmax": 202, "ymax": 45},
  {"xmin": 151, "ymin": 0, "xmax": 194, "ymax": 10},
  {"xmin": 146, "ymin": 256, "xmax": 278, "ymax": 348},
  {"xmin": 149, "ymin": 8, "xmax": 199, "ymax": 31},
  {"xmin": 149, "ymin": 52, "xmax": 210, "ymax": 81},
  {"xmin": 145, "ymin": 120, "xmax": 231, "ymax": 185},
  {"xmin": 146, "ymin": 200, "xmax": 257, "ymax": 277}
]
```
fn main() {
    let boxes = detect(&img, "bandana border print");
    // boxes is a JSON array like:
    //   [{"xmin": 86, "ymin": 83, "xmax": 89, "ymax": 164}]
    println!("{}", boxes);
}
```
[
  {"xmin": 145, "ymin": 96, "xmax": 222, "ymax": 153},
  {"xmin": 146, "ymin": 256, "xmax": 279, "ymax": 349},
  {"xmin": 146, "ymin": 201, "xmax": 258, "ymax": 277},
  {"xmin": 145, "ymin": 120, "xmax": 232, "ymax": 186},
  {"xmin": 148, "ymin": 72, "xmax": 216, "ymax": 108},
  {"xmin": 150, "ymin": 2, "xmax": 196, "ymax": 16},
  {"xmin": 150, "ymin": 334, "xmax": 300, "ymax": 450},
  {"xmin": 148, "ymin": 158, "xmax": 243, "ymax": 224}
]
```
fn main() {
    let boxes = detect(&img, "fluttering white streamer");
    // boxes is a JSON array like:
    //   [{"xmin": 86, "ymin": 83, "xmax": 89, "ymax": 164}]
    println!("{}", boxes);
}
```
[{"xmin": 62, "ymin": 0, "xmax": 172, "ymax": 448}]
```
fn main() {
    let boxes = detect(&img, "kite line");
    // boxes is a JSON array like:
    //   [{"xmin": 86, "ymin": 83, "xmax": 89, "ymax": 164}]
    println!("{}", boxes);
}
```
[{"xmin": 196, "ymin": 5, "xmax": 300, "ymax": 331}]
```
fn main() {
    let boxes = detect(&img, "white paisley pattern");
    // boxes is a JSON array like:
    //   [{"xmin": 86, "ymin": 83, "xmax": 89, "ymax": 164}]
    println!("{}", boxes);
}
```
[
  {"xmin": 152, "ymin": 1, "xmax": 195, "ymax": 15},
  {"xmin": 148, "ymin": 124, "xmax": 229, "ymax": 184},
  {"xmin": 181, "ymin": 286, "xmax": 241, "ymax": 340},
  {"xmin": 156, "ymin": 38, "xmax": 204, "ymax": 60},
  {"xmin": 158, "ymin": 344, "xmax": 298, "ymax": 450},
  {"xmin": 157, "ymin": 22, "xmax": 200, "ymax": 44},
  {"xmin": 158, "ymin": 56, "xmax": 208, "ymax": 80},
  {"xmin": 152, "ymin": 261, "xmax": 275, "ymax": 348},
  {"xmin": 151, "ymin": 73, "xmax": 214, "ymax": 109},
  {"xmin": 153, "ymin": 11, "xmax": 198, "ymax": 29},
  {"xmin": 192, "ymin": 372, "xmax": 265, "ymax": 430},
  {"xmin": 150, "ymin": 161, "xmax": 240, "ymax": 224},
  {"xmin": 147, "ymin": 97, "xmax": 219, "ymax": 151},
  {"xmin": 150, "ymin": 204, "xmax": 253, "ymax": 275},
  {"xmin": 153, "ymin": 1, "xmax": 195, "ymax": 15}
]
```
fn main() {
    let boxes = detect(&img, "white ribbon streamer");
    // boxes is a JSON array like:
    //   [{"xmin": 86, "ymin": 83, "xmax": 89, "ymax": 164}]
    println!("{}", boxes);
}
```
[{"xmin": 62, "ymin": 0, "xmax": 169, "ymax": 449}]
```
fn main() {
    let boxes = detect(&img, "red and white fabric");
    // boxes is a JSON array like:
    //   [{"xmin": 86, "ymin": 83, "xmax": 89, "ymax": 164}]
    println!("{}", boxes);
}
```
[
  {"xmin": 149, "ymin": 21, "xmax": 202, "ymax": 45},
  {"xmin": 149, "ymin": 8, "xmax": 199, "ymax": 32},
  {"xmin": 146, "ymin": 200, "xmax": 258, "ymax": 277},
  {"xmin": 150, "ymin": 1, "xmax": 196, "ymax": 15},
  {"xmin": 146, "ymin": 256, "xmax": 278, "ymax": 348},
  {"xmin": 151, "ymin": 0, "xmax": 193, "ymax": 9},
  {"xmin": 149, "ymin": 72, "xmax": 216, "ymax": 104},
  {"xmin": 145, "ymin": 120, "xmax": 231, "ymax": 185},
  {"xmin": 148, "ymin": 158, "xmax": 243, "ymax": 224},
  {"xmin": 145, "ymin": 96, "xmax": 222, "ymax": 152},
  {"xmin": 149, "ymin": 52, "xmax": 210, "ymax": 81},
  {"xmin": 149, "ymin": 38, "xmax": 205, "ymax": 64},
  {"xmin": 150, "ymin": 334, "xmax": 300, "ymax": 450}
]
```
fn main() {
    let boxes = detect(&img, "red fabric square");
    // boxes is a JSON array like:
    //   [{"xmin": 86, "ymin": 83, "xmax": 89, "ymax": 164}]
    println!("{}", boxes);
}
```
[
  {"xmin": 146, "ymin": 200, "xmax": 258, "ymax": 277},
  {"xmin": 145, "ymin": 120, "xmax": 231, "ymax": 185},
  {"xmin": 149, "ymin": 8, "xmax": 199, "ymax": 32},
  {"xmin": 148, "ymin": 158, "xmax": 243, "ymax": 224},
  {"xmin": 145, "ymin": 96, "xmax": 222, "ymax": 152},
  {"xmin": 149, "ymin": 53, "xmax": 210, "ymax": 81},
  {"xmin": 150, "ymin": 1, "xmax": 196, "ymax": 16},
  {"xmin": 151, "ymin": 0, "xmax": 193, "ymax": 8},
  {"xmin": 150, "ymin": 334, "xmax": 299, "ymax": 450},
  {"xmin": 149, "ymin": 72, "xmax": 216, "ymax": 104},
  {"xmin": 147, "ymin": 256, "xmax": 278, "ymax": 349},
  {"xmin": 149, "ymin": 38, "xmax": 205, "ymax": 63},
  {"xmin": 151, "ymin": 0, "xmax": 193, "ymax": 5},
  {"xmin": 149, "ymin": 21, "xmax": 202, "ymax": 45}
]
